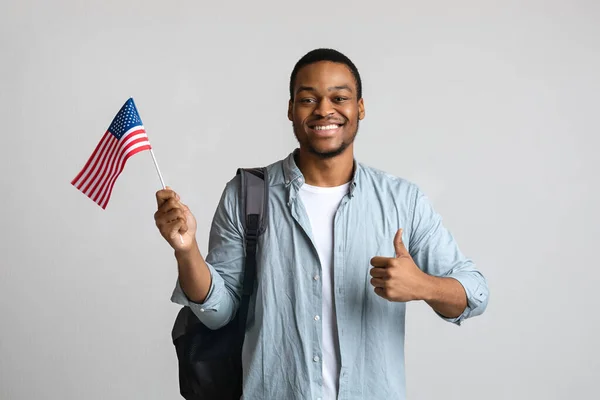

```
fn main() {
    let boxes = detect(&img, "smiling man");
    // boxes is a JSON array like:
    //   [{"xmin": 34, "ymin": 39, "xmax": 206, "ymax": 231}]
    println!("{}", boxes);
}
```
[{"xmin": 155, "ymin": 48, "xmax": 489, "ymax": 400}]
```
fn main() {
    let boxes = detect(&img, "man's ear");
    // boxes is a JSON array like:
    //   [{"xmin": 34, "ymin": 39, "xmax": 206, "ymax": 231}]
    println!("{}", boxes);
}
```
[
  {"xmin": 358, "ymin": 98, "xmax": 366, "ymax": 120},
  {"xmin": 288, "ymin": 99, "xmax": 293, "ymax": 121}
]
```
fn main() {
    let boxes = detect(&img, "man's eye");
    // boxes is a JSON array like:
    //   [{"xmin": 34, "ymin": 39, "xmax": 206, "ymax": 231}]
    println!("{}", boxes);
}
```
[
  {"xmin": 334, "ymin": 97, "xmax": 348, "ymax": 102},
  {"xmin": 300, "ymin": 98, "xmax": 316, "ymax": 103}
]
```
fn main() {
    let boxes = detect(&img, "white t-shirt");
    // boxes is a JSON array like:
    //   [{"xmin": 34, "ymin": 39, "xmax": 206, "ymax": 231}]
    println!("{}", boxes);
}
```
[{"xmin": 299, "ymin": 181, "xmax": 350, "ymax": 400}]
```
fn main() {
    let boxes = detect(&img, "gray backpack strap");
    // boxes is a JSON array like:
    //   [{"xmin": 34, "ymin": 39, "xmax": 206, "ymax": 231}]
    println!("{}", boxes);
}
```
[
  {"xmin": 236, "ymin": 167, "xmax": 268, "ymax": 336},
  {"xmin": 237, "ymin": 167, "xmax": 268, "ymax": 238}
]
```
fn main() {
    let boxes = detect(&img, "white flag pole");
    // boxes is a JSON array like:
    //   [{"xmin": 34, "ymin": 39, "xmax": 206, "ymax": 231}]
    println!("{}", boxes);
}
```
[
  {"xmin": 149, "ymin": 149, "xmax": 166, "ymax": 189},
  {"xmin": 149, "ymin": 148, "xmax": 184, "ymax": 245}
]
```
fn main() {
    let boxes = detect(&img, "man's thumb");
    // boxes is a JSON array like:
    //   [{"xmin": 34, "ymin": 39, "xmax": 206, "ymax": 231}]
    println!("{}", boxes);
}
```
[{"xmin": 394, "ymin": 228, "xmax": 406, "ymax": 258}]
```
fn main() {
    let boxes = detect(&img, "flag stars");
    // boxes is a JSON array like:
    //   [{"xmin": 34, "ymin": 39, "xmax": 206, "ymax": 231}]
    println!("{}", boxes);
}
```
[{"xmin": 108, "ymin": 100, "xmax": 143, "ymax": 139}]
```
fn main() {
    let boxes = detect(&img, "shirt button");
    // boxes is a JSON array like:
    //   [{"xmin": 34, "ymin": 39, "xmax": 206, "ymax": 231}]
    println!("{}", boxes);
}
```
[
  {"xmin": 313, "ymin": 356, "xmax": 320, "ymax": 362},
  {"xmin": 314, "ymin": 315, "xmax": 320, "ymax": 321},
  {"xmin": 313, "ymin": 274, "xmax": 320, "ymax": 281},
  {"xmin": 199, "ymin": 308, "xmax": 205, "ymax": 312}
]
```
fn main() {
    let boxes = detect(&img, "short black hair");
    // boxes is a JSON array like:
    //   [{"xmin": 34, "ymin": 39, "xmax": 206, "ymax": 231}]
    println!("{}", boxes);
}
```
[{"xmin": 289, "ymin": 48, "xmax": 362, "ymax": 101}]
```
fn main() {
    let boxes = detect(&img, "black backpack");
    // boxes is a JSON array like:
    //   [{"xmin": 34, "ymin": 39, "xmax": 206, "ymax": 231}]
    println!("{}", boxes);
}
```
[{"xmin": 171, "ymin": 167, "xmax": 268, "ymax": 400}]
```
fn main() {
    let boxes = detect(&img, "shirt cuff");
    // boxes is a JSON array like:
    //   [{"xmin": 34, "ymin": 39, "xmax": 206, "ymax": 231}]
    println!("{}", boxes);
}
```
[{"xmin": 437, "ymin": 271, "xmax": 488, "ymax": 325}]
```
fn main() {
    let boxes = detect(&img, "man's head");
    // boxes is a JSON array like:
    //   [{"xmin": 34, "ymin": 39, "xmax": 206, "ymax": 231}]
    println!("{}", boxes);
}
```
[{"xmin": 288, "ymin": 48, "xmax": 365, "ymax": 159}]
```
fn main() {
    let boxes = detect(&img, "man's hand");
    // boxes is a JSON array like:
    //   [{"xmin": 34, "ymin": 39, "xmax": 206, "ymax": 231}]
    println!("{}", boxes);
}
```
[
  {"xmin": 154, "ymin": 187, "xmax": 197, "ymax": 252},
  {"xmin": 369, "ymin": 229, "xmax": 429, "ymax": 302}
]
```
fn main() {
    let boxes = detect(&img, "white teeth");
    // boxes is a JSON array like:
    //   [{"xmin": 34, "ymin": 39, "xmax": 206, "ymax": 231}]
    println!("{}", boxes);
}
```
[{"xmin": 313, "ymin": 124, "xmax": 339, "ymax": 130}]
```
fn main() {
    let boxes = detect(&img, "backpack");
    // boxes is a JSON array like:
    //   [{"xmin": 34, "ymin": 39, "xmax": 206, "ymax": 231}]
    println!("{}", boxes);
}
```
[{"xmin": 171, "ymin": 167, "xmax": 268, "ymax": 400}]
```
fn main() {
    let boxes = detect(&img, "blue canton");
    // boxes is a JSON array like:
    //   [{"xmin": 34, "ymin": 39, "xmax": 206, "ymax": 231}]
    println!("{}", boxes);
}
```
[{"xmin": 108, "ymin": 98, "xmax": 143, "ymax": 139}]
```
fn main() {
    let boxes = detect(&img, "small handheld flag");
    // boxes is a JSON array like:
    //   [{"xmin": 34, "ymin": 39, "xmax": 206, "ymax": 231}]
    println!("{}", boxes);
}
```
[{"xmin": 71, "ymin": 98, "xmax": 152, "ymax": 209}]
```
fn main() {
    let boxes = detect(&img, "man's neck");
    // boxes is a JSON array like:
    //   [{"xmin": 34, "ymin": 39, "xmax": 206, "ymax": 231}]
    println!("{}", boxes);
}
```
[{"xmin": 295, "ymin": 145, "xmax": 355, "ymax": 187}]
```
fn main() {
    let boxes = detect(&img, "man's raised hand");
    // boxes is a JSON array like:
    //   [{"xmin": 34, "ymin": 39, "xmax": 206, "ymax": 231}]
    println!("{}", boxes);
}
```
[{"xmin": 154, "ymin": 187, "xmax": 197, "ymax": 252}]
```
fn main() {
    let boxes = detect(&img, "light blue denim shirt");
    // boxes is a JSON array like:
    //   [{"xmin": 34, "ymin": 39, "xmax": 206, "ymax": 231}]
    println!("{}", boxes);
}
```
[{"xmin": 171, "ymin": 150, "xmax": 489, "ymax": 400}]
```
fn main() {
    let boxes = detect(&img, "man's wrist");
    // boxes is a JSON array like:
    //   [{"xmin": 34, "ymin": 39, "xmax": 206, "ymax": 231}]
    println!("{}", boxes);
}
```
[
  {"xmin": 174, "ymin": 238, "xmax": 200, "ymax": 261},
  {"xmin": 416, "ymin": 273, "xmax": 437, "ymax": 302}
]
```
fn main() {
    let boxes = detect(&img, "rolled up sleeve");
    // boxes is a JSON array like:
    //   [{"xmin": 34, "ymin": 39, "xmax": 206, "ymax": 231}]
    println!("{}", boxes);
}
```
[
  {"xmin": 170, "ymin": 176, "xmax": 246, "ymax": 330},
  {"xmin": 408, "ymin": 185, "xmax": 489, "ymax": 325}
]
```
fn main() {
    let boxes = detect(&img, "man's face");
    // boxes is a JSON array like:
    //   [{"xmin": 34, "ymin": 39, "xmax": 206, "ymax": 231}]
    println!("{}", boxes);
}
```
[{"xmin": 288, "ymin": 61, "xmax": 365, "ymax": 159}]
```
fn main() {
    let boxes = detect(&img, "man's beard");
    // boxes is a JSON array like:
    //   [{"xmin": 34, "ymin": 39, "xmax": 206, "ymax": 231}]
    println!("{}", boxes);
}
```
[{"xmin": 294, "ymin": 119, "xmax": 360, "ymax": 160}]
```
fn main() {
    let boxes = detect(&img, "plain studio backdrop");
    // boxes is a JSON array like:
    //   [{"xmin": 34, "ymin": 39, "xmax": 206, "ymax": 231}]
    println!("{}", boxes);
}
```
[{"xmin": 1, "ymin": 1, "xmax": 598, "ymax": 399}]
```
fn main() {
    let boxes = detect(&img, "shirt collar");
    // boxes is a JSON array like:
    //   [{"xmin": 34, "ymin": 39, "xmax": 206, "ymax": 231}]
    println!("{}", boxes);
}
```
[{"xmin": 283, "ymin": 149, "xmax": 361, "ymax": 197}]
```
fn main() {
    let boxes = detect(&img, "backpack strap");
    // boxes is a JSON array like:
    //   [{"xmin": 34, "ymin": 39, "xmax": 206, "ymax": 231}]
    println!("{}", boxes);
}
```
[{"xmin": 236, "ymin": 167, "xmax": 268, "ymax": 338}]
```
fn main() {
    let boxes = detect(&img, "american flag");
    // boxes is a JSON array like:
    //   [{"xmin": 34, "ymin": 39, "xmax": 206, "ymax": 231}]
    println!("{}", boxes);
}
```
[{"xmin": 71, "ymin": 98, "xmax": 152, "ymax": 209}]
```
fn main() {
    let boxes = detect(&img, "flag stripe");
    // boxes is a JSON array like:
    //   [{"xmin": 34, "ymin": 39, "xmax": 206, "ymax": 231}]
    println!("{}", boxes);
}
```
[
  {"xmin": 72, "ymin": 131, "xmax": 113, "ymax": 189},
  {"xmin": 79, "ymin": 135, "xmax": 116, "ymax": 194},
  {"xmin": 90, "ymin": 130, "xmax": 148, "ymax": 203},
  {"xmin": 121, "ymin": 128, "xmax": 147, "ymax": 144},
  {"xmin": 96, "ymin": 138, "xmax": 151, "ymax": 207},
  {"xmin": 87, "ymin": 133, "xmax": 122, "ymax": 199},
  {"xmin": 81, "ymin": 135, "xmax": 119, "ymax": 195},
  {"xmin": 79, "ymin": 126, "xmax": 145, "ymax": 195},
  {"xmin": 89, "ymin": 139, "xmax": 121, "ymax": 202},
  {"xmin": 98, "ymin": 143, "xmax": 152, "ymax": 208},
  {"xmin": 71, "ymin": 131, "xmax": 111, "ymax": 186},
  {"xmin": 92, "ymin": 136, "xmax": 150, "ymax": 204}
]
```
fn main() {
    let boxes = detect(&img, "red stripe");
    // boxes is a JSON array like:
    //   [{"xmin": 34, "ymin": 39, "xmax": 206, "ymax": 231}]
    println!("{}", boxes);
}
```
[
  {"xmin": 90, "ymin": 131, "xmax": 143, "ymax": 203},
  {"xmin": 124, "ymin": 144, "xmax": 152, "ymax": 161},
  {"xmin": 92, "ymin": 130, "xmax": 149, "ymax": 202},
  {"xmin": 89, "ymin": 134, "xmax": 121, "ymax": 202},
  {"xmin": 100, "ymin": 165, "xmax": 124, "ymax": 209},
  {"xmin": 76, "ymin": 132, "xmax": 113, "ymax": 191},
  {"xmin": 99, "ymin": 142, "xmax": 151, "ymax": 208},
  {"xmin": 97, "ymin": 137, "xmax": 151, "ymax": 204},
  {"xmin": 124, "ymin": 128, "xmax": 146, "ymax": 138},
  {"xmin": 123, "ymin": 136, "xmax": 150, "ymax": 151},
  {"xmin": 99, "ymin": 143, "xmax": 151, "ymax": 208},
  {"xmin": 92, "ymin": 145, "xmax": 122, "ymax": 204},
  {"xmin": 72, "ymin": 132, "xmax": 112, "ymax": 189},
  {"xmin": 80, "ymin": 135, "xmax": 118, "ymax": 194},
  {"xmin": 99, "ymin": 155, "xmax": 129, "ymax": 209},
  {"xmin": 71, "ymin": 131, "xmax": 110, "ymax": 186},
  {"xmin": 83, "ymin": 137, "xmax": 118, "ymax": 199},
  {"xmin": 97, "ymin": 153, "xmax": 125, "ymax": 209}
]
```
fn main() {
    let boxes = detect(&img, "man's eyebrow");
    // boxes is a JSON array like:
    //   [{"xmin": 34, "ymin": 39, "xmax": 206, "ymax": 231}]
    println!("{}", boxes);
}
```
[
  {"xmin": 296, "ymin": 85, "xmax": 315, "ymax": 94},
  {"xmin": 328, "ymin": 85, "xmax": 353, "ymax": 92},
  {"xmin": 296, "ymin": 84, "xmax": 354, "ymax": 95}
]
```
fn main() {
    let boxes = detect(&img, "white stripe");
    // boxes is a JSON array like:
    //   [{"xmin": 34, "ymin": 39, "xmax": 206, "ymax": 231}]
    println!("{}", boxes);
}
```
[
  {"xmin": 88, "ymin": 130, "xmax": 146, "ymax": 201},
  {"xmin": 82, "ymin": 127, "xmax": 146, "ymax": 199},
  {"xmin": 88, "ymin": 139, "xmax": 123, "ymax": 201},
  {"xmin": 98, "ymin": 140, "xmax": 151, "ymax": 208},
  {"xmin": 123, "ymin": 125, "xmax": 145, "ymax": 137},
  {"xmin": 73, "ymin": 133, "xmax": 114, "ymax": 189},
  {"xmin": 82, "ymin": 138, "xmax": 120, "ymax": 198},
  {"xmin": 120, "ymin": 132, "xmax": 148, "ymax": 149}
]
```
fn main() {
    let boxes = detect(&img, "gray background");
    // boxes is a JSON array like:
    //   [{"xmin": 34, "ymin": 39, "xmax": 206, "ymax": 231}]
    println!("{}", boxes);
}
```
[{"xmin": 1, "ymin": 0, "xmax": 598, "ymax": 399}]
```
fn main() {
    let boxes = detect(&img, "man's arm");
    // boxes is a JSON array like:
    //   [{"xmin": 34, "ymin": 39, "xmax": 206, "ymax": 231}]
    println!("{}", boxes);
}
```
[
  {"xmin": 154, "ymin": 188, "xmax": 212, "ymax": 303},
  {"xmin": 175, "ymin": 239, "xmax": 212, "ymax": 303},
  {"xmin": 370, "ymin": 186, "xmax": 488, "ymax": 325},
  {"xmin": 370, "ymin": 229, "xmax": 470, "ymax": 320},
  {"xmin": 156, "ymin": 179, "xmax": 246, "ymax": 330},
  {"xmin": 408, "ymin": 185, "xmax": 488, "ymax": 324}
]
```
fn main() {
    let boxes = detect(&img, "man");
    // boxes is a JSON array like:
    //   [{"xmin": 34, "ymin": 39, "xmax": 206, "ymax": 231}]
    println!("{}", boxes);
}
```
[{"xmin": 155, "ymin": 48, "xmax": 489, "ymax": 399}]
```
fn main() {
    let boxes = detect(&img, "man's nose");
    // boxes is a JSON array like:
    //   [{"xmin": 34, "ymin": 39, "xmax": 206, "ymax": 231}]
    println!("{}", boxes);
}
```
[{"xmin": 313, "ymin": 98, "xmax": 334, "ymax": 117}]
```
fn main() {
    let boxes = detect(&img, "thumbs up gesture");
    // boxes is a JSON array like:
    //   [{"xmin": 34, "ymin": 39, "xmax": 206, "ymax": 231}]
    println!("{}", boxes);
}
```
[{"xmin": 369, "ymin": 229, "xmax": 428, "ymax": 302}]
